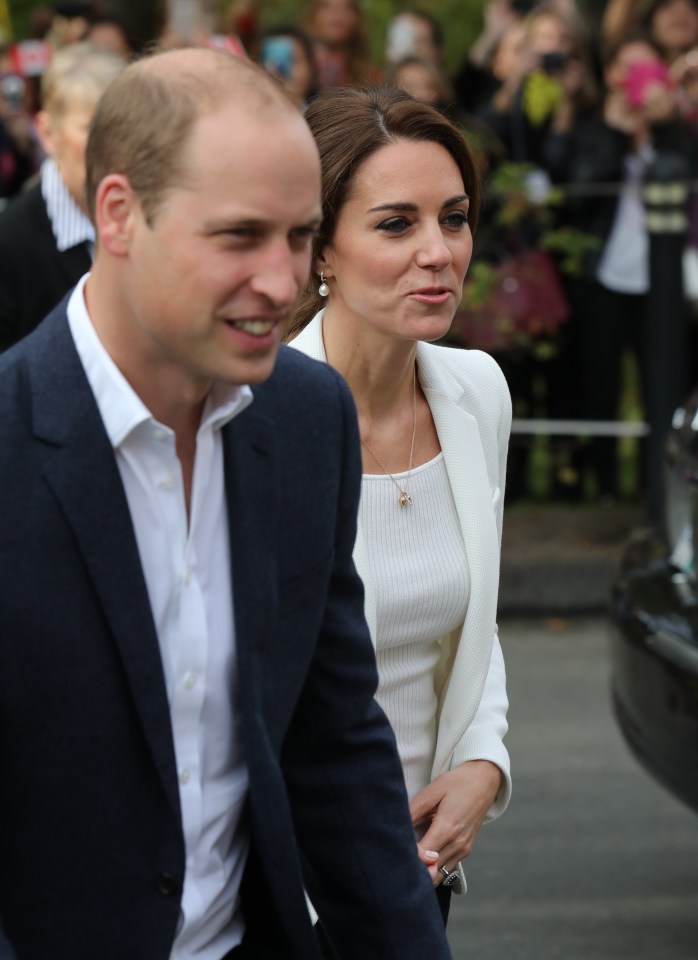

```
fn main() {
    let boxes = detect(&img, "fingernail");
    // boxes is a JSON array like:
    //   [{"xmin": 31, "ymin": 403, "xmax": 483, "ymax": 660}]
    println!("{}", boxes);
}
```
[{"xmin": 424, "ymin": 849, "xmax": 439, "ymax": 859}]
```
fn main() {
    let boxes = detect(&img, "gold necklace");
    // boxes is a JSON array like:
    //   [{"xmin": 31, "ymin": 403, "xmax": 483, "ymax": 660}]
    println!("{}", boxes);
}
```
[{"xmin": 360, "ymin": 367, "xmax": 417, "ymax": 508}]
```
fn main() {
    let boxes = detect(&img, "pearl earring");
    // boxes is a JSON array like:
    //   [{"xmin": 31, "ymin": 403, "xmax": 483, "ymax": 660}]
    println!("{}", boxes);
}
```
[{"xmin": 318, "ymin": 272, "xmax": 329, "ymax": 297}]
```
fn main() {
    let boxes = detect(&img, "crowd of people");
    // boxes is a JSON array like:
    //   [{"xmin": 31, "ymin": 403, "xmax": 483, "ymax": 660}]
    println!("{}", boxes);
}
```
[
  {"xmin": 0, "ymin": 2, "xmax": 694, "ymax": 957},
  {"xmin": 3, "ymin": 0, "xmax": 697, "ymax": 502}
]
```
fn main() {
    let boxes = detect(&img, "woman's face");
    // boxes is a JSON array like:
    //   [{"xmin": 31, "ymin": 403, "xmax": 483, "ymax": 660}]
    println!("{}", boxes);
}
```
[
  {"xmin": 311, "ymin": 0, "xmax": 359, "ymax": 46},
  {"xmin": 392, "ymin": 62, "xmax": 441, "ymax": 102},
  {"xmin": 651, "ymin": 0, "xmax": 698, "ymax": 56},
  {"xmin": 320, "ymin": 138, "xmax": 472, "ymax": 345}
]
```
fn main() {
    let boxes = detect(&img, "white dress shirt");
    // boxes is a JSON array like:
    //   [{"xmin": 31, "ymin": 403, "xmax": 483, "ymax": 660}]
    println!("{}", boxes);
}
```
[
  {"xmin": 41, "ymin": 157, "xmax": 95, "ymax": 255},
  {"xmin": 67, "ymin": 275, "xmax": 253, "ymax": 959}
]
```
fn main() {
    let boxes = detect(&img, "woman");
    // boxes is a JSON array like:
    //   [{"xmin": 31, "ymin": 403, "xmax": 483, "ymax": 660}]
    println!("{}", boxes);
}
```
[
  {"xmin": 287, "ymin": 86, "xmax": 512, "ymax": 923},
  {"xmin": 304, "ymin": 0, "xmax": 375, "ymax": 88},
  {"xmin": 258, "ymin": 24, "xmax": 320, "ymax": 109}
]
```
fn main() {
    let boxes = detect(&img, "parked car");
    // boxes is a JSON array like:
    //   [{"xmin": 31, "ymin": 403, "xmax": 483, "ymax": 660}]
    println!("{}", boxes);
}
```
[{"xmin": 610, "ymin": 387, "xmax": 698, "ymax": 813}]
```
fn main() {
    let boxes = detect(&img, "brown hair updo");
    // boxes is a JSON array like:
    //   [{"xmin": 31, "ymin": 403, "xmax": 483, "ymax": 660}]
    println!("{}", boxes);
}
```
[{"xmin": 287, "ymin": 85, "xmax": 480, "ymax": 339}]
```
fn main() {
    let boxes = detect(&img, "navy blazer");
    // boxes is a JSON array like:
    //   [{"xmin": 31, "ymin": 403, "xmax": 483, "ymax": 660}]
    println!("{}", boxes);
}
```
[
  {"xmin": 0, "ymin": 304, "xmax": 451, "ymax": 960},
  {"xmin": 0, "ymin": 183, "xmax": 92, "ymax": 352}
]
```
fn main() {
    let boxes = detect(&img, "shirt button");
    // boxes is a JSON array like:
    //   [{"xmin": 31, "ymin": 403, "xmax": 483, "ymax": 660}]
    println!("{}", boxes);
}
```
[
  {"xmin": 180, "ymin": 768, "xmax": 190, "ymax": 785},
  {"xmin": 152, "ymin": 427, "xmax": 168, "ymax": 442},
  {"xmin": 156, "ymin": 872, "xmax": 181, "ymax": 897},
  {"xmin": 161, "ymin": 473, "xmax": 176, "ymax": 489},
  {"xmin": 183, "ymin": 570, "xmax": 191, "ymax": 587},
  {"xmin": 184, "ymin": 672, "xmax": 196, "ymax": 690}
]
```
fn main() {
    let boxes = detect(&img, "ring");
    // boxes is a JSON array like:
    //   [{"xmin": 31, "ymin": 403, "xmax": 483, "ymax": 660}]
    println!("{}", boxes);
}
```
[{"xmin": 439, "ymin": 866, "xmax": 461, "ymax": 890}]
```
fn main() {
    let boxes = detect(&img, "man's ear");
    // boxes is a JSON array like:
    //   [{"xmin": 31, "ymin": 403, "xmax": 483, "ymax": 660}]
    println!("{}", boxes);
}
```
[
  {"xmin": 94, "ymin": 174, "xmax": 139, "ymax": 257},
  {"xmin": 35, "ymin": 110, "xmax": 57, "ymax": 158}
]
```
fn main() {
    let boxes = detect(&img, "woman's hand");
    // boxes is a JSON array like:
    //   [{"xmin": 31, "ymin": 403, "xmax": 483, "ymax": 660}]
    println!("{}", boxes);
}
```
[{"xmin": 410, "ymin": 760, "xmax": 503, "ymax": 886}]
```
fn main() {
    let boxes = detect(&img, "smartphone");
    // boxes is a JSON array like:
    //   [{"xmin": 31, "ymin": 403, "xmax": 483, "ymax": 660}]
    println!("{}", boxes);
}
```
[
  {"xmin": 623, "ymin": 59, "xmax": 671, "ymax": 106},
  {"xmin": 260, "ymin": 37, "xmax": 294, "ymax": 81}
]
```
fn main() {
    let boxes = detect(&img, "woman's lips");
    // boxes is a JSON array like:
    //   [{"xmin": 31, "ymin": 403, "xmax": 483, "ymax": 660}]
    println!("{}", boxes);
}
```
[{"xmin": 410, "ymin": 288, "xmax": 452, "ymax": 304}]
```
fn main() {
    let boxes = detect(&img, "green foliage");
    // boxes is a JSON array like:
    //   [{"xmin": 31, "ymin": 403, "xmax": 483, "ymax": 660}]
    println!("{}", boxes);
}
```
[
  {"xmin": 486, "ymin": 161, "xmax": 598, "ymax": 276},
  {"xmin": 541, "ymin": 227, "xmax": 601, "ymax": 275}
]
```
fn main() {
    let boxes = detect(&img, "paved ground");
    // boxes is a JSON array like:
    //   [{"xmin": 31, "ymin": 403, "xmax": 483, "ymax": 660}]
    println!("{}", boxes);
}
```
[
  {"xmin": 499, "ymin": 504, "xmax": 648, "ymax": 614},
  {"xmin": 446, "ymin": 616, "xmax": 698, "ymax": 960}
]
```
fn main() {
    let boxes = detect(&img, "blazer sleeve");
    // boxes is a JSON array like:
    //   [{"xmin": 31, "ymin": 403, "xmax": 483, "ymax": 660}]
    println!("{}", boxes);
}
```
[{"xmin": 280, "ymin": 367, "xmax": 451, "ymax": 959}]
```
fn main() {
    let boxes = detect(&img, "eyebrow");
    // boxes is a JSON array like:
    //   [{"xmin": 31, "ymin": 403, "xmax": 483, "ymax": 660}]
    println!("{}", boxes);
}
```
[
  {"xmin": 204, "ymin": 216, "xmax": 323, "ymax": 232},
  {"xmin": 367, "ymin": 194, "xmax": 469, "ymax": 214}
]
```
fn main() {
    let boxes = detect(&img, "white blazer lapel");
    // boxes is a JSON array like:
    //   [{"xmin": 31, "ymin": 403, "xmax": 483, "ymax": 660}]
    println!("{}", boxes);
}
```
[
  {"xmin": 291, "ymin": 312, "xmax": 378, "ymax": 647},
  {"xmin": 417, "ymin": 344, "xmax": 500, "ymax": 774}
]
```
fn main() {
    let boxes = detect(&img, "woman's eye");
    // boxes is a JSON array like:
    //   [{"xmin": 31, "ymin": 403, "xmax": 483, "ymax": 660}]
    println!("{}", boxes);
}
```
[
  {"xmin": 443, "ymin": 211, "xmax": 470, "ymax": 229},
  {"xmin": 376, "ymin": 217, "xmax": 411, "ymax": 234}
]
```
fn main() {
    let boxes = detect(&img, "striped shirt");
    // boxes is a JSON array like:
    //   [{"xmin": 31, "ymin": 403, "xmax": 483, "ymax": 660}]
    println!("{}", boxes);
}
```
[{"xmin": 41, "ymin": 157, "xmax": 95, "ymax": 255}]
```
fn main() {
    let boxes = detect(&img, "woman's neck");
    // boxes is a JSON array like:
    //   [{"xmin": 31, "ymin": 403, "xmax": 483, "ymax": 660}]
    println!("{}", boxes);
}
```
[{"xmin": 321, "ymin": 309, "xmax": 417, "ymax": 421}]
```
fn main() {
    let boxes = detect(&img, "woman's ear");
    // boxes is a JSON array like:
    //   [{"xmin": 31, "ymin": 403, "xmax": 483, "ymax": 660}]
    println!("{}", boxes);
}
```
[{"xmin": 316, "ymin": 247, "xmax": 334, "ymax": 279}]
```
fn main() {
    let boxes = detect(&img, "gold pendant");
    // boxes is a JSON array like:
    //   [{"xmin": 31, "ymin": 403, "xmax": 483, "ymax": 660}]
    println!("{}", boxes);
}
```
[{"xmin": 399, "ymin": 491, "xmax": 412, "ymax": 507}]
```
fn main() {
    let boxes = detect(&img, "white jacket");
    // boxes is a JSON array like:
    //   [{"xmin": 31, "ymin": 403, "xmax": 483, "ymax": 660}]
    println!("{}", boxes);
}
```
[{"xmin": 291, "ymin": 312, "xmax": 512, "ymax": 858}]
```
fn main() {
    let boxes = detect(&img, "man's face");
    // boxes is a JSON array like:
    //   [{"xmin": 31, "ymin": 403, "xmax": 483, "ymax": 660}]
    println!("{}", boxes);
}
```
[
  {"xmin": 113, "ymin": 102, "xmax": 321, "ymax": 396},
  {"xmin": 49, "ymin": 103, "xmax": 94, "ymax": 213}
]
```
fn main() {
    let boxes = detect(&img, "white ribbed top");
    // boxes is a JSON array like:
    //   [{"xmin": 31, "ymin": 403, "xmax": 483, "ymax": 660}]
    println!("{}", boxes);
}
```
[{"xmin": 360, "ymin": 452, "xmax": 470, "ymax": 800}]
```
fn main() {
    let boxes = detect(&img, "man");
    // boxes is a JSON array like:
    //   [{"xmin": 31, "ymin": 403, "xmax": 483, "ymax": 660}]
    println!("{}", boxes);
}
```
[
  {"xmin": 0, "ymin": 48, "xmax": 452, "ymax": 960},
  {"xmin": 0, "ymin": 41, "xmax": 124, "ymax": 351}
]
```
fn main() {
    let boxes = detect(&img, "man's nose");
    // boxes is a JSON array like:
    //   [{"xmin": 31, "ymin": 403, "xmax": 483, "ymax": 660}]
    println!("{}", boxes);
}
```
[{"xmin": 250, "ymin": 242, "xmax": 301, "ymax": 306}]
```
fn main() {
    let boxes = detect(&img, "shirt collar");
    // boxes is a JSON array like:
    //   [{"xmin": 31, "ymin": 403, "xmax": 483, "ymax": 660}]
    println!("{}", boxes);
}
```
[
  {"xmin": 41, "ymin": 158, "xmax": 95, "ymax": 253},
  {"xmin": 67, "ymin": 274, "xmax": 253, "ymax": 449}
]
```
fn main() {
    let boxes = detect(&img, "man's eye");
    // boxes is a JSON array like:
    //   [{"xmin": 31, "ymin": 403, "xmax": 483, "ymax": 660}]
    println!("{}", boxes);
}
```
[
  {"xmin": 290, "ymin": 227, "xmax": 316, "ymax": 248},
  {"xmin": 376, "ymin": 217, "xmax": 410, "ymax": 234}
]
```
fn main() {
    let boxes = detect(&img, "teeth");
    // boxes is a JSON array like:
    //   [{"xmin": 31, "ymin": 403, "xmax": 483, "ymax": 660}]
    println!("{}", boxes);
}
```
[{"xmin": 230, "ymin": 319, "xmax": 275, "ymax": 336}]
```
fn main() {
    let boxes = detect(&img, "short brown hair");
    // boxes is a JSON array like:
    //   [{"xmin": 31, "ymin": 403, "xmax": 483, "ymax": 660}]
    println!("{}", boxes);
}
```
[
  {"xmin": 287, "ymin": 85, "xmax": 480, "ymax": 338},
  {"xmin": 85, "ymin": 47, "xmax": 294, "ymax": 224}
]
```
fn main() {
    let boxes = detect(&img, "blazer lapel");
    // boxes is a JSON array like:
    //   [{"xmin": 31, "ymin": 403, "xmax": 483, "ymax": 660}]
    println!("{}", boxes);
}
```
[
  {"xmin": 222, "ymin": 404, "xmax": 278, "ymax": 734},
  {"xmin": 292, "ymin": 313, "xmax": 379, "ymax": 644},
  {"xmin": 28, "ymin": 314, "xmax": 181, "ymax": 818},
  {"xmin": 416, "ymin": 344, "xmax": 500, "ymax": 771}
]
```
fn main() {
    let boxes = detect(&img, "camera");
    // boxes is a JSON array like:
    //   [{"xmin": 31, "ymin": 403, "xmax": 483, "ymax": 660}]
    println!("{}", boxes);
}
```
[{"xmin": 540, "ymin": 51, "xmax": 569, "ymax": 74}]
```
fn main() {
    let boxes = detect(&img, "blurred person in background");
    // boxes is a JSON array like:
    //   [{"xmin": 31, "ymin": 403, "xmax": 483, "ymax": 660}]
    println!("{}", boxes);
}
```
[
  {"xmin": 287, "ymin": 86, "xmax": 512, "ymax": 945},
  {"xmin": 387, "ymin": 56, "xmax": 506, "ymax": 174},
  {"xmin": 305, "ymin": 0, "xmax": 376, "ymax": 88},
  {"xmin": 258, "ymin": 24, "xmax": 319, "ymax": 109},
  {"xmin": 476, "ymin": 4, "xmax": 598, "ymax": 174},
  {"xmin": 45, "ymin": 1, "xmax": 92, "ymax": 48},
  {"xmin": 603, "ymin": 0, "xmax": 698, "ymax": 63},
  {"xmin": 558, "ymin": 33, "xmax": 696, "ymax": 499},
  {"xmin": 388, "ymin": 55, "xmax": 447, "ymax": 104},
  {"xmin": 0, "ymin": 67, "xmax": 37, "ymax": 204},
  {"xmin": 384, "ymin": 8, "xmax": 444, "ymax": 69},
  {"xmin": 0, "ymin": 42, "xmax": 124, "ymax": 351},
  {"xmin": 87, "ymin": 9, "xmax": 135, "ymax": 59}
]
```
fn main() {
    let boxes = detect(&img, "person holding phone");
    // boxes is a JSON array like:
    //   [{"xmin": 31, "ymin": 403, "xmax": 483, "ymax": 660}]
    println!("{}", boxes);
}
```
[
  {"xmin": 258, "ymin": 25, "xmax": 319, "ymax": 109},
  {"xmin": 557, "ymin": 34, "xmax": 695, "ymax": 500}
]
